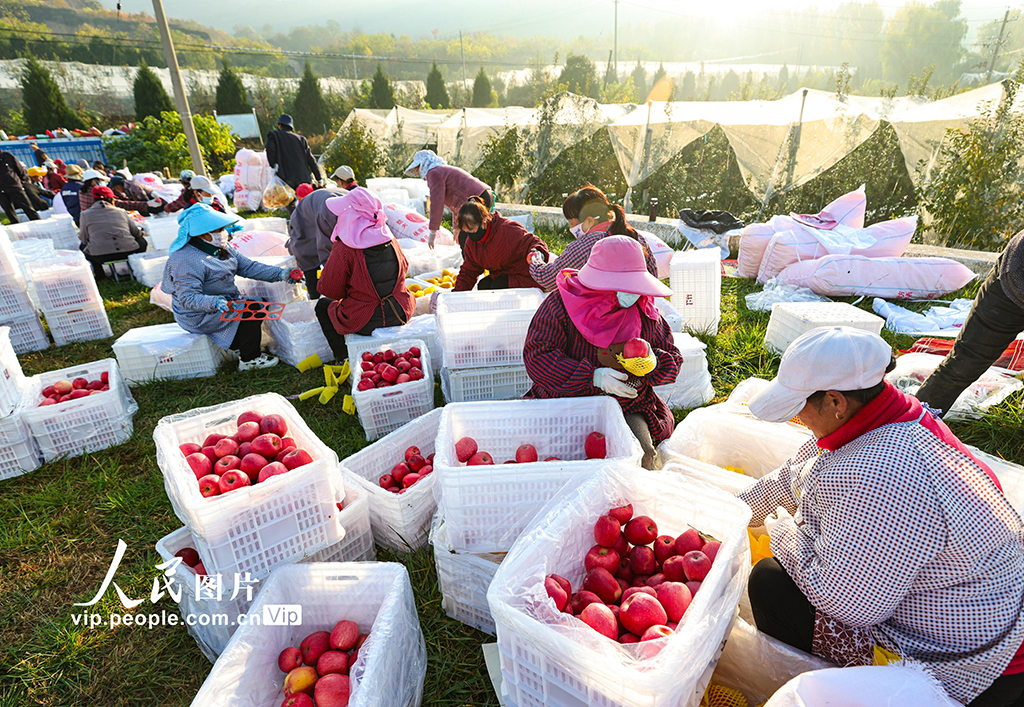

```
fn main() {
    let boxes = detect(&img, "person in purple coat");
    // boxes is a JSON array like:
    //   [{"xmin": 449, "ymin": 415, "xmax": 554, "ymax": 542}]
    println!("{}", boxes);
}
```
[{"xmin": 404, "ymin": 150, "xmax": 492, "ymax": 249}]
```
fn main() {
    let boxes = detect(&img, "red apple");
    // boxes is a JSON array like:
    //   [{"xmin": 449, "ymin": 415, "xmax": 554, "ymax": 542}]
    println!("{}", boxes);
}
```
[
  {"xmin": 200, "ymin": 446, "xmax": 219, "ymax": 465},
  {"xmin": 379, "ymin": 473, "xmax": 395, "ymax": 488},
  {"xmin": 361, "ymin": 352, "xmax": 373, "ymax": 362},
  {"xmin": 608, "ymin": 503, "xmax": 633, "ymax": 524},
  {"xmin": 582, "ymin": 567, "xmax": 622, "ymax": 604},
  {"xmin": 69, "ymin": 389, "xmax": 91, "ymax": 399},
  {"xmin": 580, "ymin": 602, "xmax": 618, "ymax": 640},
  {"xmin": 38, "ymin": 398, "xmax": 57, "ymax": 406},
  {"xmin": 686, "ymin": 581, "xmax": 702, "ymax": 596},
  {"xmin": 278, "ymin": 646, "xmax": 303, "ymax": 673},
  {"xmin": 218, "ymin": 470, "xmax": 251, "ymax": 493},
  {"xmin": 641, "ymin": 624, "xmax": 674, "ymax": 641},
  {"xmin": 238, "ymin": 441, "xmax": 252, "ymax": 458},
  {"xmin": 621, "ymin": 337, "xmax": 650, "ymax": 359},
  {"xmin": 584, "ymin": 431, "xmax": 607, "ymax": 459},
  {"xmin": 515, "ymin": 444, "xmax": 538, "ymax": 463},
  {"xmin": 654, "ymin": 535, "xmax": 677, "ymax": 564},
  {"xmin": 619, "ymin": 633, "xmax": 641, "ymax": 644},
  {"xmin": 237, "ymin": 411, "xmax": 263, "ymax": 427},
  {"xmin": 620, "ymin": 592, "xmax": 668, "ymax": 637},
  {"xmin": 612, "ymin": 532, "xmax": 630, "ymax": 559},
  {"xmin": 549, "ymin": 574, "xmax": 572, "ymax": 597},
  {"xmin": 681, "ymin": 551, "xmax": 713, "ymax": 582},
  {"xmin": 382, "ymin": 349, "xmax": 396, "ymax": 362},
  {"xmin": 622, "ymin": 585, "xmax": 657, "ymax": 603},
  {"xmin": 396, "ymin": 359, "xmax": 411, "ymax": 373},
  {"xmin": 281, "ymin": 448, "xmax": 314, "ymax": 470},
  {"xmin": 645, "ymin": 573, "xmax": 665, "ymax": 588},
  {"xmin": 186, "ymin": 452, "xmax": 213, "ymax": 480},
  {"xmin": 455, "ymin": 437, "xmax": 478, "ymax": 463},
  {"xmin": 656, "ymin": 582, "xmax": 692, "ymax": 623},
  {"xmin": 356, "ymin": 379, "xmax": 375, "ymax": 391},
  {"xmin": 235, "ymin": 421, "xmax": 260, "ymax": 443},
  {"xmin": 214, "ymin": 455, "xmax": 241, "ymax": 474},
  {"xmin": 179, "ymin": 442, "xmax": 202, "ymax": 456},
  {"xmin": 408, "ymin": 368, "xmax": 424, "ymax": 381},
  {"xmin": 239, "ymin": 453, "xmax": 268, "ymax": 482},
  {"xmin": 330, "ymin": 619, "xmax": 359, "ymax": 651},
  {"xmin": 584, "ymin": 545, "xmax": 620, "ymax": 574},
  {"xmin": 404, "ymin": 446, "xmax": 421, "ymax": 463},
  {"xmin": 198, "ymin": 474, "xmax": 221, "ymax": 497},
  {"xmin": 251, "ymin": 433, "xmax": 283, "ymax": 458},
  {"xmin": 407, "ymin": 454, "xmax": 426, "ymax": 472},
  {"xmin": 663, "ymin": 555, "xmax": 687, "ymax": 583},
  {"xmin": 257, "ymin": 462, "xmax": 289, "ymax": 483},
  {"xmin": 381, "ymin": 365, "xmax": 399, "ymax": 383},
  {"xmin": 174, "ymin": 547, "xmax": 201, "ymax": 567},
  {"xmin": 402, "ymin": 473, "xmax": 422, "ymax": 488},
  {"xmin": 545, "ymin": 576, "xmax": 569, "ymax": 611},
  {"xmin": 703, "ymin": 541, "xmax": 721, "ymax": 562},
  {"xmin": 372, "ymin": 352, "xmax": 383, "ymax": 364},
  {"xmin": 629, "ymin": 546, "xmax": 658, "ymax": 576},
  {"xmin": 391, "ymin": 462, "xmax": 410, "ymax": 483},
  {"xmin": 313, "ymin": 674, "xmax": 350, "ymax": 707},
  {"xmin": 259, "ymin": 414, "xmax": 289, "ymax": 437},
  {"xmin": 280, "ymin": 694, "xmax": 314, "ymax": 707},
  {"xmin": 317, "ymin": 650, "xmax": 349, "ymax": 677},
  {"xmin": 570, "ymin": 590, "xmax": 603, "ymax": 615},
  {"xmin": 213, "ymin": 437, "xmax": 239, "ymax": 459},
  {"xmin": 53, "ymin": 379, "xmax": 73, "ymax": 395},
  {"xmin": 41, "ymin": 385, "xmax": 56, "ymax": 398},
  {"xmin": 360, "ymin": 361, "xmax": 373, "ymax": 371},
  {"xmin": 593, "ymin": 515, "xmax": 622, "ymax": 548},
  {"xmin": 100, "ymin": 372, "xmax": 109, "ymax": 384},
  {"xmin": 71, "ymin": 377, "xmax": 87, "ymax": 390},
  {"xmin": 202, "ymin": 433, "xmax": 227, "ymax": 449},
  {"xmin": 615, "ymin": 556, "xmax": 635, "ymax": 582},
  {"xmin": 282, "ymin": 437, "xmax": 296, "ymax": 449},
  {"xmin": 674, "ymin": 528, "xmax": 704, "ymax": 556},
  {"xmin": 409, "ymin": 346, "xmax": 421, "ymax": 357},
  {"xmin": 624, "ymin": 516, "xmax": 658, "ymax": 546},
  {"xmin": 299, "ymin": 631, "xmax": 331, "ymax": 666},
  {"xmin": 467, "ymin": 451, "xmax": 493, "ymax": 465}
]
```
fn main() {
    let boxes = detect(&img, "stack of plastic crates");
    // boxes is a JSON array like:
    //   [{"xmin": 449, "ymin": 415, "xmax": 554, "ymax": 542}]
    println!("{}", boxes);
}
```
[
  {"xmin": 670, "ymin": 248, "xmax": 723, "ymax": 336},
  {"xmin": 112, "ymin": 323, "xmax": 226, "ymax": 386},
  {"xmin": 6, "ymin": 214, "xmax": 79, "ymax": 250},
  {"xmin": 0, "ymin": 226, "xmax": 48, "ymax": 353},
  {"xmin": 142, "ymin": 216, "xmax": 179, "ymax": 251},
  {"xmin": 0, "ymin": 325, "xmax": 41, "ymax": 482},
  {"xmin": 29, "ymin": 252, "xmax": 112, "ymax": 346},
  {"xmin": 436, "ymin": 289, "xmax": 542, "ymax": 404}
]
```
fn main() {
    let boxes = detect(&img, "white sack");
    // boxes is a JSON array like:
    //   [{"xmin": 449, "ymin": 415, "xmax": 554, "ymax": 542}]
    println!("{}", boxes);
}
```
[{"xmin": 778, "ymin": 254, "xmax": 976, "ymax": 299}]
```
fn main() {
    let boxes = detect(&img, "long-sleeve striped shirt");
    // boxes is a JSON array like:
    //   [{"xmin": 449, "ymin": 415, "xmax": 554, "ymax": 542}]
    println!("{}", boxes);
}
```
[{"xmin": 530, "ymin": 227, "xmax": 659, "ymax": 292}]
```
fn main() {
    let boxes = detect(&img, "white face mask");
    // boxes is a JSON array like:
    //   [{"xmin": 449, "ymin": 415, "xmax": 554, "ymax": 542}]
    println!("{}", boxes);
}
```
[
  {"xmin": 199, "ymin": 195, "xmax": 214, "ymax": 205},
  {"xmin": 569, "ymin": 223, "xmax": 585, "ymax": 239},
  {"xmin": 616, "ymin": 292, "xmax": 641, "ymax": 308},
  {"xmin": 211, "ymin": 230, "xmax": 229, "ymax": 247}
]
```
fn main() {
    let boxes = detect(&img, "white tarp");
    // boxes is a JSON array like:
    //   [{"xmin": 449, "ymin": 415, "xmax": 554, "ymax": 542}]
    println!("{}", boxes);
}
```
[{"xmin": 436, "ymin": 106, "xmax": 538, "ymax": 170}]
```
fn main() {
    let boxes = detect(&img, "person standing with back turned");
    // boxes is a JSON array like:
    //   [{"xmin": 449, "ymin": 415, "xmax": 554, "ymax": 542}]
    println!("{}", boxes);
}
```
[{"xmin": 266, "ymin": 114, "xmax": 323, "ymax": 213}]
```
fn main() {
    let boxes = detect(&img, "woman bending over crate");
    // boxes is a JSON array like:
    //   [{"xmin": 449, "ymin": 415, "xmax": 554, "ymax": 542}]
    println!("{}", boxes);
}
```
[
  {"xmin": 523, "ymin": 236, "xmax": 682, "ymax": 470},
  {"xmin": 451, "ymin": 196, "xmax": 549, "ymax": 292},
  {"xmin": 163, "ymin": 203, "xmax": 302, "ymax": 372},
  {"xmin": 314, "ymin": 188, "xmax": 416, "ymax": 363}
]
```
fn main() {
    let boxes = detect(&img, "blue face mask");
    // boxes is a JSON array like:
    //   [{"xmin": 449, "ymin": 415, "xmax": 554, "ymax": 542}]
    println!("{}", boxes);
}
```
[
  {"xmin": 199, "ymin": 196, "xmax": 214, "ymax": 206},
  {"xmin": 616, "ymin": 292, "xmax": 641, "ymax": 308}
]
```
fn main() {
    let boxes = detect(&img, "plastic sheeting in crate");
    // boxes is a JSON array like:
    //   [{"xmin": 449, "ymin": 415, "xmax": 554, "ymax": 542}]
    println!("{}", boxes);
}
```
[
  {"xmin": 6, "ymin": 214, "xmax": 79, "ymax": 249},
  {"xmin": 113, "ymin": 323, "xmax": 225, "ymax": 386},
  {"xmin": 238, "ymin": 216, "xmax": 288, "ymax": 235},
  {"xmin": 346, "ymin": 314, "xmax": 441, "ymax": 375},
  {"xmin": 0, "ymin": 272, "xmax": 35, "ymax": 322},
  {"xmin": 154, "ymin": 393, "xmax": 346, "ymax": 580},
  {"xmin": 430, "ymin": 513, "xmax": 503, "ymax": 635},
  {"xmin": 265, "ymin": 300, "xmax": 335, "ymax": 368},
  {"xmin": 22, "ymin": 358, "xmax": 138, "ymax": 461},
  {"xmin": 0, "ymin": 326, "xmax": 26, "ymax": 416},
  {"xmin": 488, "ymin": 465, "xmax": 751, "ymax": 707},
  {"xmin": 352, "ymin": 338, "xmax": 434, "ymax": 441},
  {"xmin": 128, "ymin": 251, "xmax": 169, "ymax": 288},
  {"xmin": 397, "ymin": 238, "xmax": 464, "ymax": 278},
  {"xmin": 764, "ymin": 301, "xmax": 883, "ymax": 355},
  {"xmin": 27, "ymin": 253, "xmax": 102, "ymax": 311},
  {"xmin": 655, "ymin": 297, "xmax": 684, "ymax": 333},
  {"xmin": 659, "ymin": 405, "xmax": 812, "ymax": 480},
  {"xmin": 340, "ymin": 409, "xmax": 442, "ymax": 551},
  {"xmin": 235, "ymin": 254, "xmax": 304, "ymax": 304},
  {"xmin": 441, "ymin": 364, "xmax": 532, "ymax": 403},
  {"xmin": 437, "ymin": 288, "xmax": 544, "ymax": 370},
  {"xmin": 653, "ymin": 332, "xmax": 715, "ymax": 410},
  {"xmin": 670, "ymin": 248, "xmax": 722, "ymax": 336},
  {"xmin": 434, "ymin": 397, "xmax": 643, "ymax": 553},
  {"xmin": 44, "ymin": 302, "xmax": 113, "ymax": 346},
  {"xmin": 143, "ymin": 216, "xmax": 180, "ymax": 251},
  {"xmin": 189, "ymin": 562, "xmax": 427, "ymax": 707},
  {"xmin": 6, "ymin": 314, "xmax": 48, "ymax": 353},
  {"xmin": 156, "ymin": 485, "xmax": 376, "ymax": 662}
]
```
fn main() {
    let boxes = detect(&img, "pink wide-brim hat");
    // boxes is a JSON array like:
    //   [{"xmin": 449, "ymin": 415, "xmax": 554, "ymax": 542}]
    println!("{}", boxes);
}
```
[{"xmin": 578, "ymin": 235, "xmax": 672, "ymax": 296}]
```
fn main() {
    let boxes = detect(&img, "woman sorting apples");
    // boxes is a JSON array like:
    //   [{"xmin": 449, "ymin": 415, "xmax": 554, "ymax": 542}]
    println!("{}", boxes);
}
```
[
  {"xmin": 737, "ymin": 326, "xmax": 1024, "ymax": 707},
  {"xmin": 450, "ymin": 196, "xmax": 550, "ymax": 291},
  {"xmin": 314, "ymin": 187, "xmax": 415, "ymax": 363},
  {"xmin": 523, "ymin": 236, "xmax": 682, "ymax": 470},
  {"xmin": 163, "ymin": 203, "xmax": 302, "ymax": 372}
]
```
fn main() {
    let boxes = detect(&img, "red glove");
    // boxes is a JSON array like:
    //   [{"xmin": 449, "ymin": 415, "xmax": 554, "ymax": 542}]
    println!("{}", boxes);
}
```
[{"xmin": 290, "ymin": 268, "xmax": 304, "ymax": 282}]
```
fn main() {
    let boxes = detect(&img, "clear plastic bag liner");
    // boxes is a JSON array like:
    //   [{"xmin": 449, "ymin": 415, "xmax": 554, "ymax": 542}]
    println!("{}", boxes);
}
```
[
  {"xmin": 763, "ymin": 665, "xmax": 959, "ymax": 707},
  {"xmin": 114, "ymin": 322, "xmax": 204, "ymax": 358},
  {"xmin": 872, "ymin": 297, "xmax": 973, "ymax": 336},
  {"xmin": 745, "ymin": 278, "xmax": 830, "ymax": 312},
  {"xmin": 968, "ymin": 446, "xmax": 1024, "ymax": 515},
  {"xmin": 886, "ymin": 352, "xmax": 1023, "ymax": 420}
]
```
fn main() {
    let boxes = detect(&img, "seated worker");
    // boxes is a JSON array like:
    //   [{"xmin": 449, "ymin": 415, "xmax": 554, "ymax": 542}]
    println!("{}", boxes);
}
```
[
  {"xmin": 78, "ymin": 185, "xmax": 148, "ymax": 277},
  {"xmin": 163, "ymin": 204, "xmax": 302, "ymax": 372},
  {"xmin": 314, "ymin": 188, "xmax": 415, "ymax": 363},
  {"xmin": 331, "ymin": 165, "xmax": 359, "ymax": 191},
  {"xmin": 523, "ymin": 236, "xmax": 682, "ymax": 469},
  {"xmin": 60, "ymin": 165, "xmax": 85, "ymax": 224},
  {"xmin": 740, "ymin": 326, "xmax": 1024, "ymax": 707},
  {"xmin": 530, "ymin": 186, "xmax": 657, "ymax": 291},
  {"xmin": 78, "ymin": 171, "xmax": 160, "ymax": 216},
  {"xmin": 165, "ymin": 170, "xmax": 224, "ymax": 214},
  {"xmin": 452, "ymin": 196, "xmax": 550, "ymax": 291},
  {"xmin": 109, "ymin": 174, "xmax": 164, "ymax": 214},
  {"xmin": 286, "ymin": 182, "xmax": 350, "ymax": 299}
]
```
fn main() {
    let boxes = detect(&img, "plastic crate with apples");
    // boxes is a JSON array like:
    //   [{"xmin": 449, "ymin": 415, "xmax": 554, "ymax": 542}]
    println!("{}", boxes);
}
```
[
  {"xmin": 351, "ymin": 338, "xmax": 434, "ymax": 441},
  {"xmin": 430, "ymin": 513, "xmax": 503, "ymax": 635},
  {"xmin": 22, "ymin": 358, "xmax": 137, "ymax": 462},
  {"xmin": 340, "ymin": 408, "xmax": 442, "ymax": 551},
  {"xmin": 189, "ymin": 562, "xmax": 426, "ymax": 707},
  {"xmin": 433, "ymin": 397, "xmax": 643, "ymax": 554},
  {"xmin": 487, "ymin": 465, "xmax": 751, "ymax": 707},
  {"xmin": 112, "ymin": 323, "xmax": 226, "ymax": 386},
  {"xmin": 154, "ymin": 393, "xmax": 346, "ymax": 581},
  {"xmin": 345, "ymin": 315, "xmax": 441, "ymax": 377},
  {"xmin": 436, "ymin": 288, "xmax": 544, "ymax": 370},
  {"xmin": 156, "ymin": 485, "xmax": 376, "ymax": 662}
]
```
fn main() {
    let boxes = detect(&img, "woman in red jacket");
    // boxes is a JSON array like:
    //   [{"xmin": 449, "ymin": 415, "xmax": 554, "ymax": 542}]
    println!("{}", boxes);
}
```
[
  {"xmin": 453, "ymin": 196, "xmax": 550, "ymax": 291},
  {"xmin": 315, "ymin": 188, "xmax": 416, "ymax": 362}
]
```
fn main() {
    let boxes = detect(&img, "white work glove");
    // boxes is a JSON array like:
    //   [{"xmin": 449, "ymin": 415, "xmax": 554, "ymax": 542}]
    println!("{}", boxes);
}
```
[
  {"xmin": 529, "ymin": 249, "xmax": 546, "ymax": 266},
  {"xmin": 593, "ymin": 367, "xmax": 637, "ymax": 399},
  {"xmin": 147, "ymin": 199, "xmax": 162, "ymax": 208},
  {"xmin": 427, "ymin": 230, "xmax": 438, "ymax": 249},
  {"xmin": 764, "ymin": 506, "xmax": 794, "ymax": 536}
]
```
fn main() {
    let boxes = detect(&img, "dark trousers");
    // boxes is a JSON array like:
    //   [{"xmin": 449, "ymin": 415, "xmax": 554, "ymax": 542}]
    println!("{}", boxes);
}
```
[
  {"xmin": 314, "ymin": 298, "xmax": 407, "ymax": 363},
  {"xmin": 85, "ymin": 244, "xmax": 147, "ymax": 279},
  {"xmin": 304, "ymin": 268, "xmax": 320, "ymax": 299},
  {"xmin": 477, "ymin": 274, "xmax": 509, "ymax": 290},
  {"xmin": 915, "ymin": 260, "xmax": 1024, "ymax": 416},
  {"xmin": 748, "ymin": 558, "xmax": 1024, "ymax": 707},
  {"xmin": 230, "ymin": 319, "xmax": 263, "ymax": 362},
  {"xmin": 0, "ymin": 186, "xmax": 40, "ymax": 222}
]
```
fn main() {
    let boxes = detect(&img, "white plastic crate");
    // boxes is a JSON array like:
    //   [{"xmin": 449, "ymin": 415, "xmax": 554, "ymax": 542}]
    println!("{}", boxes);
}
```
[
  {"xmin": 670, "ymin": 249, "xmax": 722, "ymax": 335},
  {"xmin": 653, "ymin": 332, "xmax": 716, "ymax": 410},
  {"xmin": 0, "ymin": 326, "xmax": 26, "ymax": 416},
  {"xmin": 764, "ymin": 301, "xmax": 884, "ymax": 355},
  {"xmin": 352, "ymin": 338, "xmax": 434, "ymax": 441},
  {"xmin": 128, "ymin": 251, "xmax": 169, "ymax": 288},
  {"xmin": 189, "ymin": 563, "xmax": 427, "ymax": 707},
  {"xmin": 340, "ymin": 408, "xmax": 442, "ymax": 551},
  {"xmin": 22, "ymin": 358, "xmax": 138, "ymax": 462},
  {"xmin": 431, "ymin": 514, "xmax": 503, "ymax": 635},
  {"xmin": 143, "ymin": 216, "xmax": 180, "ymax": 251},
  {"xmin": 156, "ymin": 484, "xmax": 376, "ymax": 662},
  {"xmin": 113, "ymin": 323, "xmax": 225, "ymax": 386},
  {"xmin": 44, "ymin": 302, "xmax": 113, "ymax": 346},
  {"xmin": 441, "ymin": 364, "xmax": 532, "ymax": 403},
  {"xmin": 0, "ymin": 272, "xmax": 35, "ymax": 321},
  {"xmin": 235, "ymin": 254, "xmax": 304, "ymax": 304},
  {"xmin": 6, "ymin": 314, "xmax": 48, "ymax": 353},
  {"xmin": 265, "ymin": 300, "xmax": 335, "ymax": 368},
  {"xmin": 346, "ymin": 314, "xmax": 441, "ymax": 376},
  {"xmin": 6, "ymin": 214, "xmax": 79, "ymax": 249},
  {"xmin": 488, "ymin": 465, "xmax": 750, "ymax": 707},
  {"xmin": 238, "ymin": 216, "xmax": 288, "ymax": 235},
  {"xmin": 436, "ymin": 288, "xmax": 544, "ymax": 370},
  {"xmin": 398, "ymin": 239, "xmax": 464, "ymax": 278},
  {"xmin": 655, "ymin": 297, "xmax": 684, "ymax": 332},
  {"xmin": 27, "ymin": 253, "xmax": 102, "ymax": 311},
  {"xmin": 0, "ymin": 404, "xmax": 43, "ymax": 482},
  {"xmin": 154, "ymin": 393, "xmax": 346, "ymax": 580},
  {"xmin": 0, "ymin": 226, "xmax": 19, "ymax": 278},
  {"xmin": 434, "ymin": 397, "xmax": 643, "ymax": 553}
]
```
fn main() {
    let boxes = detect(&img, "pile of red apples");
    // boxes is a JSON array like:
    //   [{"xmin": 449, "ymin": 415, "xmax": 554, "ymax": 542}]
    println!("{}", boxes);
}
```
[
  {"xmin": 180, "ymin": 412, "xmax": 315, "ymax": 498},
  {"xmin": 379, "ymin": 445, "xmax": 434, "ymax": 493},
  {"xmin": 451, "ymin": 431, "xmax": 608, "ymax": 466},
  {"xmin": 38, "ymin": 373, "xmax": 109, "ymax": 406},
  {"xmin": 544, "ymin": 503, "xmax": 720, "ymax": 645},
  {"xmin": 355, "ymin": 346, "xmax": 425, "ymax": 391},
  {"xmin": 276, "ymin": 620, "xmax": 368, "ymax": 707}
]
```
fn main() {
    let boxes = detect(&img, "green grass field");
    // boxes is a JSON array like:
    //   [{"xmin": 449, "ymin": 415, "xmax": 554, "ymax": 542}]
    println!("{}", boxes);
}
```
[{"xmin": 0, "ymin": 228, "xmax": 1021, "ymax": 707}]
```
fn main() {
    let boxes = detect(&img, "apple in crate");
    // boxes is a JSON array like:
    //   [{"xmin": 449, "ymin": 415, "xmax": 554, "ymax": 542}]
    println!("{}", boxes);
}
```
[
  {"xmin": 300, "ymin": 631, "xmax": 331, "ymax": 666},
  {"xmin": 260, "ymin": 414, "xmax": 289, "ymax": 437},
  {"xmin": 281, "ymin": 448, "xmax": 313, "ymax": 470},
  {"xmin": 239, "ymin": 453, "xmax": 268, "ymax": 482},
  {"xmin": 584, "ymin": 431, "xmax": 607, "ymax": 459},
  {"xmin": 317, "ymin": 651, "xmax": 349, "ymax": 677},
  {"xmin": 235, "ymin": 421, "xmax": 260, "ymax": 443},
  {"xmin": 214, "ymin": 455, "xmax": 241, "ymax": 474},
  {"xmin": 455, "ymin": 437, "xmax": 477, "ymax": 463},
  {"xmin": 174, "ymin": 547, "xmax": 201, "ymax": 567},
  {"xmin": 237, "ymin": 411, "xmax": 263, "ymax": 426},
  {"xmin": 213, "ymin": 437, "xmax": 239, "ymax": 459},
  {"xmin": 257, "ymin": 462, "xmax": 289, "ymax": 483},
  {"xmin": 330, "ymin": 620, "xmax": 359, "ymax": 651},
  {"xmin": 218, "ymin": 470, "xmax": 251, "ymax": 493},
  {"xmin": 198, "ymin": 474, "xmax": 221, "ymax": 497},
  {"xmin": 284, "ymin": 666, "xmax": 317, "ymax": 696},
  {"xmin": 314, "ymin": 674, "xmax": 351, "ymax": 707},
  {"xmin": 515, "ymin": 444, "xmax": 538, "ymax": 463},
  {"xmin": 186, "ymin": 453, "xmax": 213, "ymax": 480},
  {"xmin": 53, "ymin": 380, "xmax": 73, "ymax": 395}
]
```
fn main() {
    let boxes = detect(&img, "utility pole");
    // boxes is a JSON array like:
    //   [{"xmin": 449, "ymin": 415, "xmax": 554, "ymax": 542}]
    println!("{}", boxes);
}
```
[
  {"xmin": 459, "ymin": 31, "xmax": 468, "ymax": 99},
  {"xmin": 151, "ymin": 0, "xmax": 206, "ymax": 176},
  {"xmin": 613, "ymin": 0, "xmax": 619, "ymax": 78},
  {"xmin": 986, "ymin": 8, "xmax": 1011, "ymax": 85}
]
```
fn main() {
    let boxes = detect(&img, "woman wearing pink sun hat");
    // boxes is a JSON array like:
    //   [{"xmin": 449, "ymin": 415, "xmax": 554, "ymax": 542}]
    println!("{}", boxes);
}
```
[{"xmin": 523, "ymin": 235, "xmax": 682, "ymax": 469}]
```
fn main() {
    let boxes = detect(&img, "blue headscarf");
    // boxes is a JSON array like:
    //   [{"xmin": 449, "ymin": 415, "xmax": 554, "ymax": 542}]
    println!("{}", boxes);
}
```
[{"xmin": 170, "ymin": 203, "xmax": 241, "ymax": 253}]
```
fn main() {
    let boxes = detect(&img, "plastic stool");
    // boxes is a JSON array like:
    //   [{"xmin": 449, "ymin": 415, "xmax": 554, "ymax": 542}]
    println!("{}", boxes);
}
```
[{"xmin": 102, "ymin": 260, "xmax": 132, "ymax": 282}]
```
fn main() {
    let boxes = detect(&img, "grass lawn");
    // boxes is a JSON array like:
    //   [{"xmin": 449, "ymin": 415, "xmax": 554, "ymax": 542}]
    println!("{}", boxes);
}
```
[{"xmin": 0, "ymin": 226, "xmax": 1021, "ymax": 707}]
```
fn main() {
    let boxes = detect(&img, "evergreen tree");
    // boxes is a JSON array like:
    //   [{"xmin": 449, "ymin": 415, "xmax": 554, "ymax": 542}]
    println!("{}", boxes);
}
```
[
  {"xmin": 558, "ymin": 54, "xmax": 599, "ymax": 98},
  {"xmin": 681, "ymin": 70, "xmax": 696, "ymax": 100},
  {"xmin": 652, "ymin": 62, "xmax": 667, "ymax": 88},
  {"xmin": 369, "ymin": 64, "xmax": 395, "ymax": 109},
  {"xmin": 133, "ymin": 60, "xmax": 173, "ymax": 122},
  {"xmin": 215, "ymin": 59, "xmax": 251, "ymax": 115},
  {"xmin": 472, "ymin": 66, "xmax": 493, "ymax": 107},
  {"xmin": 721, "ymin": 70, "xmax": 741, "ymax": 98},
  {"xmin": 293, "ymin": 61, "xmax": 330, "ymax": 134},
  {"xmin": 20, "ymin": 55, "xmax": 81, "ymax": 133},
  {"xmin": 425, "ymin": 62, "xmax": 450, "ymax": 109},
  {"xmin": 778, "ymin": 64, "xmax": 789, "ymax": 89},
  {"xmin": 631, "ymin": 62, "xmax": 647, "ymax": 100}
]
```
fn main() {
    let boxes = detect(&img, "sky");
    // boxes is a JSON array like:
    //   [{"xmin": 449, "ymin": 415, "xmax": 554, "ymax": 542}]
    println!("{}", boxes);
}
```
[{"xmin": 98, "ymin": 0, "xmax": 1015, "ymax": 39}]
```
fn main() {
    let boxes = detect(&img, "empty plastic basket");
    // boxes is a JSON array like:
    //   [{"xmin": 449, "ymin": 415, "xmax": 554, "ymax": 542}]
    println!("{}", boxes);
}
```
[
  {"xmin": 44, "ymin": 302, "xmax": 113, "ymax": 346},
  {"xmin": 6, "ymin": 215, "xmax": 79, "ymax": 249},
  {"xmin": 0, "ymin": 272, "xmax": 36, "ymax": 322},
  {"xmin": 143, "ymin": 217, "xmax": 180, "ymax": 251},
  {"xmin": 128, "ymin": 251, "xmax": 169, "ymax": 288},
  {"xmin": 27, "ymin": 253, "xmax": 102, "ymax": 311},
  {"xmin": 670, "ymin": 249, "xmax": 722, "ymax": 335},
  {"xmin": 113, "ymin": 323, "xmax": 226, "ymax": 386},
  {"xmin": 441, "ymin": 364, "xmax": 532, "ymax": 403},
  {"xmin": 653, "ymin": 332, "xmax": 716, "ymax": 410},
  {"xmin": 436, "ymin": 288, "xmax": 544, "ymax": 369},
  {"xmin": 431, "ymin": 514, "xmax": 503, "ymax": 634},
  {"xmin": 265, "ymin": 300, "xmax": 335, "ymax": 368},
  {"xmin": 352, "ymin": 338, "xmax": 434, "ymax": 441},
  {"xmin": 0, "ymin": 404, "xmax": 43, "ymax": 482},
  {"xmin": 764, "ymin": 302, "xmax": 884, "ymax": 355},
  {"xmin": 6, "ymin": 314, "xmax": 48, "ymax": 353}
]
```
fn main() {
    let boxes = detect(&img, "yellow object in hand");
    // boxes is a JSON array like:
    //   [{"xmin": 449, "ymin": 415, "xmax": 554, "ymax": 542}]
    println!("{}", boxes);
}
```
[
  {"xmin": 616, "ymin": 352, "xmax": 656, "ymax": 377},
  {"xmin": 748, "ymin": 529, "xmax": 773, "ymax": 565}
]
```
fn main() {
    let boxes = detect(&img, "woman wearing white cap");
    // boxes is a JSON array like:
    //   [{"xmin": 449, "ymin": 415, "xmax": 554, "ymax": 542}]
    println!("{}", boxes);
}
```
[
  {"xmin": 739, "ymin": 326, "xmax": 1024, "ymax": 706},
  {"xmin": 165, "ymin": 174, "xmax": 225, "ymax": 214}
]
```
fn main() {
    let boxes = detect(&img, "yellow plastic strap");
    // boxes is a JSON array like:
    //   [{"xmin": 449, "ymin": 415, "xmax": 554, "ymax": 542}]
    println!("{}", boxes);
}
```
[
  {"xmin": 342, "ymin": 394, "xmax": 355, "ymax": 415},
  {"xmin": 329, "ymin": 362, "xmax": 350, "ymax": 386},
  {"xmin": 297, "ymin": 353, "xmax": 322, "ymax": 372},
  {"xmin": 873, "ymin": 645, "xmax": 903, "ymax": 666},
  {"xmin": 318, "ymin": 386, "xmax": 338, "ymax": 404},
  {"xmin": 298, "ymin": 386, "xmax": 325, "ymax": 401},
  {"xmin": 324, "ymin": 367, "xmax": 336, "ymax": 388}
]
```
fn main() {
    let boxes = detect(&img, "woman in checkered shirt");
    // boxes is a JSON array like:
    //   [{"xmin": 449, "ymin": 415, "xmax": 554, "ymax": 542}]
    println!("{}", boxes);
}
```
[{"xmin": 738, "ymin": 326, "xmax": 1024, "ymax": 706}]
